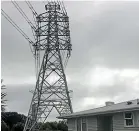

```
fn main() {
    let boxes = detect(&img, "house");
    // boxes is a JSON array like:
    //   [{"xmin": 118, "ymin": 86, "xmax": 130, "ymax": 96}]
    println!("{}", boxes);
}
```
[{"xmin": 58, "ymin": 99, "xmax": 139, "ymax": 131}]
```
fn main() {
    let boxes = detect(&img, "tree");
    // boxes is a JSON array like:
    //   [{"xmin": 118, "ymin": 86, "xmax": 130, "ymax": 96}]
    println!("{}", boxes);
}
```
[
  {"xmin": 1, "ymin": 79, "xmax": 7, "ymax": 112},
  {"xmin": 1, "ymin": 111, "xmax": 68, "ymax": 131},
  {"xmin": 1, "ymin": 79, "xmax": 9, "ymax": 131},
  {"xmin": 57, "ymin": 121, "xmax": 68, "ymax": 131},
  {"xmin": 1, "ymin": 120, "xmax": 9, "ymax": 131},
  {"xmin": 2, "ymin": 112, "xmax": 26, "ymax": 130},
  {"xmin": 11, "ymin": 122, "xmax": 24, "ymax": 131},
  {"xmin": 40, "ymin": 121, "xmax": 68, "ymax": 131},
  {"xmin": 49, "ymin": 121, "xmax": 58, "ymax": 130},
  {"xmin": 40, "ymin": 122, "xmax": 51, "ymax": 130}
]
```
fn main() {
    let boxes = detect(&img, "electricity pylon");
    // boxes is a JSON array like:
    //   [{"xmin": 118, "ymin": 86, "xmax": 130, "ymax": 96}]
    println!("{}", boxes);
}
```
[{"xmin": 24, "ymin": 1, "xmax": 73, "ymax": 131}]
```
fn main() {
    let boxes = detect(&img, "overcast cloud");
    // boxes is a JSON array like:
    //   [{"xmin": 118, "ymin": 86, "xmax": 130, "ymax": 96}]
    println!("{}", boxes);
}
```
[{"xmin": 1, "ymin": 1, "xmax": 139, "ymax": 121}]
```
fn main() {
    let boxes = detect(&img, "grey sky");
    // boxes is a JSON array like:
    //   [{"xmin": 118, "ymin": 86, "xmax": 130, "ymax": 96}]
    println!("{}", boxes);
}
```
[{"xmin": 1, "ymin": 1, "xmax": 139, "ymax": 121}]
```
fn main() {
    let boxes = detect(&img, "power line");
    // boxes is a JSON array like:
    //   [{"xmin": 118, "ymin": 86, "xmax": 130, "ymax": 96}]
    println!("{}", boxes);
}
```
[
  {"xmin": 42, "ymin": 1, "xmax": 47, "ymax": 5},
  {"xmin": 11, "ymin": 0, "xmax": 36, "ymax": 30},
  {"xmin": 25, "ymin": 1, "xmax": 38, "ymax": 27},
  {"xmin": 25, "ymin": 1, "xmax": 38, "ymax": 17},
  {"xmin": 11, "ymin": 0, "xmax": 37, "ymax": 42},
  {"xmin": 25, "ymin": 1, "xmax": 41, "ymax": 78},
  {"xmin": 1, "ymin": 9, "xmax": 35, "ymax": 57},
  {"xmin": 58, "ymin": 1, "xmax": 67, "ymax": 15},
  {"xmin": 64, "ymin": 55, "xmax": 69, "ymax": 69},
  {"xmin": 62, "ymin": 1, "xmax": 67, "ymax": 15}
]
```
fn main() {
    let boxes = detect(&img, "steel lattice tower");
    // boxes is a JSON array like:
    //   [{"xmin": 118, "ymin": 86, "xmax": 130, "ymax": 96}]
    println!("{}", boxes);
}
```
[{"xmin": 24, "ymin": 2, "xmax": 73, "ymax": 131}]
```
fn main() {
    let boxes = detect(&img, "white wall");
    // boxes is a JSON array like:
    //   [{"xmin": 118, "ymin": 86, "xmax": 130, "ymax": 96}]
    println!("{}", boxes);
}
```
[
  {"xmin": 68, "ymin": 118, "xmax": 76, "ymax": 131},
  {"xmin": 67, "ymin": 110, "xmax": 139, "ymax": 131},
  {"xmin": 113, "ymin": 111, "xmax": 139, "ymax": 131}
]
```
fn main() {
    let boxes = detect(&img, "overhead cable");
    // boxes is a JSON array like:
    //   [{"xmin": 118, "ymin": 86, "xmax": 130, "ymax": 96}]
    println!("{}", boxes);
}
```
[
  {"xmin": 25, "ymin": 1, "xmax": 38, "ymax": 27},
  {"xmin": 11, "ymin": 0, "xmax": 36, "ymax": 31},
  {"xmin": 11, "ymin": 0, "xmax": 37, "ymax": 41},
  {"xmin": 1, "ymin": 9, "xmax": 35, "ymax": 57}
]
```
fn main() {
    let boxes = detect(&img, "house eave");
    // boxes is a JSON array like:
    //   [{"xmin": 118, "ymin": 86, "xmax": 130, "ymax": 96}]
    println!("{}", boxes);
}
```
[{"xmin": 57, "ymin": 107, "xmax": 139, "ymax": 119}]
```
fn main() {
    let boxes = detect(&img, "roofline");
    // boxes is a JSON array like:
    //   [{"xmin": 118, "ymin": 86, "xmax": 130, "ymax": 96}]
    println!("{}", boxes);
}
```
[{"xmin": 57, "ymin": 107, "xmax": 139, "ymax": 119}]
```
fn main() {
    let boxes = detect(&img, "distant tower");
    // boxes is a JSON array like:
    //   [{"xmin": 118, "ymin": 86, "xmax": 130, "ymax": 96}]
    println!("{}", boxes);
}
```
[{"xmin": 24, "ymin": 1, "xmax": 73, "ymax": 131}]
